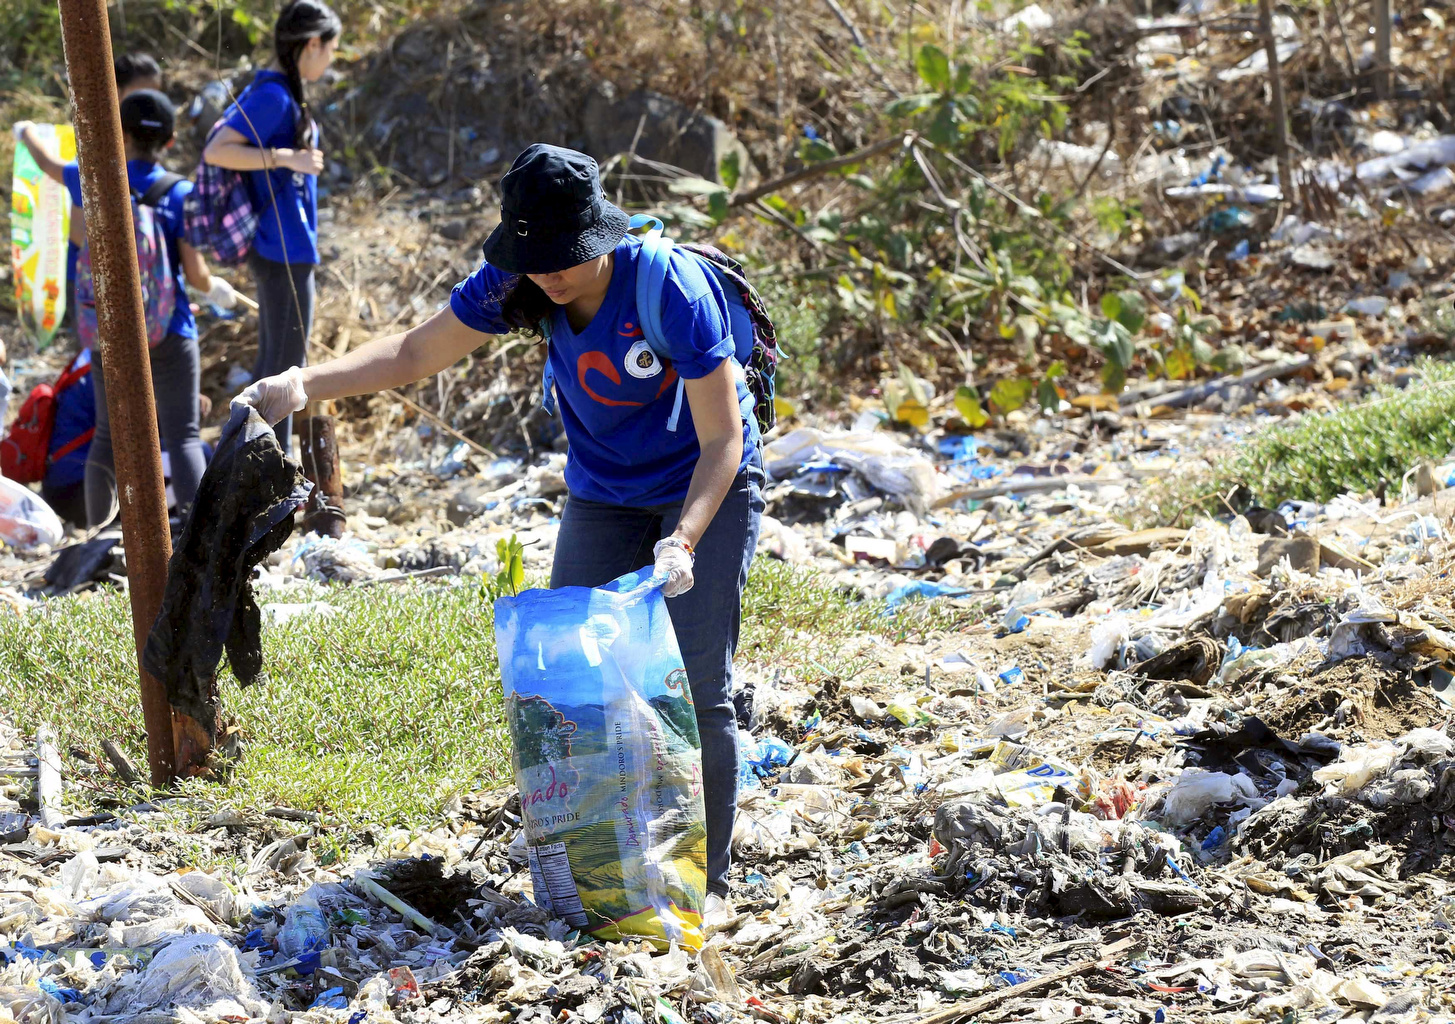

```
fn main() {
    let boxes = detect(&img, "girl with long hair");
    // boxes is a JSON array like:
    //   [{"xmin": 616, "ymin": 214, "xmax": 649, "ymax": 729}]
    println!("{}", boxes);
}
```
[{"xmin": 203, "ymin": 0, "xmax": 340, "ymax": 447}]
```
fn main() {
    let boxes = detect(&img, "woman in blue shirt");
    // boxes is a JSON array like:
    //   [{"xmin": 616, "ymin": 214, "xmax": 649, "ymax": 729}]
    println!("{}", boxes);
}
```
[
  {"xmin": 203, "ymin": 0, "xmax": 340, "ymax": 447},
  {"xmin": 236, "ymin": 145, "xmax": 762, "ymax": 924}
]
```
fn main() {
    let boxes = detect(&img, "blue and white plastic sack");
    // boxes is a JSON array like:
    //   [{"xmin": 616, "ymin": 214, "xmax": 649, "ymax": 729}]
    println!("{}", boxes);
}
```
[{"xmin": 493, "ymin": 569, "xmax": 708, "ymax": 949}]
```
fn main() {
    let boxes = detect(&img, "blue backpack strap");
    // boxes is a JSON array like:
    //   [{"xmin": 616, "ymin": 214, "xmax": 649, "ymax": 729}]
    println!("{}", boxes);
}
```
[
  {"xmin": 538, "ymin": 317, "xmax": 557, "ymax": 416},
  {"xmin": 630, "ymin": 215, "xmax": 687, "ymax": 432}
]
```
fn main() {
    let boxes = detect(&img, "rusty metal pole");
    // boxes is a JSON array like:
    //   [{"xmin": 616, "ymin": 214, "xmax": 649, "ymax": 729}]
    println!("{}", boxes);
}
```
[
  {"xmin": 299, "ymin": 410, "xmax": 347, "ymax": 538},
  {"xmin": 57, "ymin": 0, "xmax": 184, "ymax": 786}
]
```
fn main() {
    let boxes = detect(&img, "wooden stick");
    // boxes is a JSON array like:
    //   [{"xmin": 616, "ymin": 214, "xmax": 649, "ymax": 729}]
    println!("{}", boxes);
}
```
[
  {"xmin": 822, "ymin": 0, "xmax": 902, "ymax": 97},
  {"xmin": 1373, "ymin": 0, "xmax": 1391, "ymax": 99},
  {"xmin": 1258, "ymin": 0, "xmax": 1295, "ymax": 208},
  {"xmin": 1120, "ymin": 355, "xmax": 1316, "ymax": 410},
  {"xmin": 101, "ymin": 739, "xmax": 140, "ymax": 786},
  {"xmin": 932, "ymin": 474, "xmax": 1126, "ymax": 509},
  {"xmin": 299, "ymin": 335, "xmax": 499, "ymax": 462},
  {"xmin": 911, "ymin": 937, "xmax": 1134, "ymax": 1024}
]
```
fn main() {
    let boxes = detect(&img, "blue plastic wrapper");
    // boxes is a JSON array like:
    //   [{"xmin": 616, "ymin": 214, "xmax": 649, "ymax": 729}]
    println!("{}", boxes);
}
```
[
  {"xmin": 738, "ymin": 733, "xmax": 793, "ymax": 789},
  {"xmin": 310, "ymin": 988, "xmax": 348, "ymax": 1009},
  {"xmin": 883, "ymin": 580, "xmax": 971, "ymax": 613},
  {"xmin": 494, "ymin": 569, "xmax": 708, "ymax": 949}
]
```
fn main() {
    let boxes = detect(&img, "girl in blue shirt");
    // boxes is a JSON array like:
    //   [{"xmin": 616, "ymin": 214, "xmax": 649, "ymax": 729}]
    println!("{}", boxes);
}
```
[
  {"xmin": 236, "ymin": 145, "xmax": 763, "ymax": 923},
  {"xmin": 203, "ymin": 0, "xmax": 340, "ymax": 447}
]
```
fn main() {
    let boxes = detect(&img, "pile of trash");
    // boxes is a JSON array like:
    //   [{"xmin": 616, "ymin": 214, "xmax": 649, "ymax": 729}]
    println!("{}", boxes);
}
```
[
  {"xmin": 4, "ymin": 190, "xmax": 1455, "ymax": 1024},
  {"xmin": 3, "ymin": 375, "xmax": 1455, "ymax": 1022}
]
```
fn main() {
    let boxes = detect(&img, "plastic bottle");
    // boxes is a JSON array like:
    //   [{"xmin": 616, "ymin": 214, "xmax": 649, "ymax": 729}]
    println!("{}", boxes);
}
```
[{"xmin": 276, "ymin": 897, "xmax": 329, "ymax": 959}]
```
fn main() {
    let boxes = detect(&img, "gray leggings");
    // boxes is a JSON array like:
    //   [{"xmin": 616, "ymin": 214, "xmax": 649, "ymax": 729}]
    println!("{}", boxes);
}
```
[
  {"xmin": 248, "ymin": 251, "xmax": 314, "ymax": 447},
  {"xmin": 85, "ymin": 332, "xmax": 206, "ymax": 528}
]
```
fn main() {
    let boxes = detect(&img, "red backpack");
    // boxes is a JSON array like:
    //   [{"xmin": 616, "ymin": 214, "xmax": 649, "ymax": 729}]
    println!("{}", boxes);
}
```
[{"xmin": 1, "ymin": 354, "xmax": 95, "ymax": 484}]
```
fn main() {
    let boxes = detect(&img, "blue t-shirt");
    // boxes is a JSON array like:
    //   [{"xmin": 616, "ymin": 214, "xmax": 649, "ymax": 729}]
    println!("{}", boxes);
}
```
[
  {"xmin": 66, "ymin": 159, "xmax": 196, "ymax": 341},
  {"xmin": 450, "ymin": 236, "xmax": 759, "ymax": 506},
  {"xmin": 221, "ymin": 70, "xmax": 319, "ymax": 265}
]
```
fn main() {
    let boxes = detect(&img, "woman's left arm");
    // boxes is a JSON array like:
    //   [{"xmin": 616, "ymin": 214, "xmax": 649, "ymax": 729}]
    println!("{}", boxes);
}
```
[{"xmin": 671, "ymin": 360, "xmax": 744, "ymax": 549}]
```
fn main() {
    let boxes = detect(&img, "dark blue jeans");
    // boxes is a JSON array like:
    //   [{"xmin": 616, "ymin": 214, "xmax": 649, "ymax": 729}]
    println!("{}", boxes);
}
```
[{"xmin": 550, "ymin": 459, "xmax": 764, "ymax": 895}]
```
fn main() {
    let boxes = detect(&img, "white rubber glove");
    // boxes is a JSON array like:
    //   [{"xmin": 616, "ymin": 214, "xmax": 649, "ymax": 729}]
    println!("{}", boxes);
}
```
[
  {"xmin": 652, "ymin": 538, "xmax": 695, "ymax": 598},
  {"xmin": 205, "ymin": 277, "xmax": 239, "ymax": 309},
  {"xmin": 232, "ymin": 366, "xmax": 306, "ymax": 426}
]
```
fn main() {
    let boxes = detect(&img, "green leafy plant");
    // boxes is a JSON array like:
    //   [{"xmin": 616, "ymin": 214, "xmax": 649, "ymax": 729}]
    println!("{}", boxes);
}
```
[{"xmin": 483, "ymin": 535, "xmax": 524, "ymax": 602}]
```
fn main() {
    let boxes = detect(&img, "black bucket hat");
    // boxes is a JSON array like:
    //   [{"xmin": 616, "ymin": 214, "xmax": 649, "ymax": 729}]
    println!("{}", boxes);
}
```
[{"xmin": 481, "ymin": 144, "xmax": 630, "ymax": 275}]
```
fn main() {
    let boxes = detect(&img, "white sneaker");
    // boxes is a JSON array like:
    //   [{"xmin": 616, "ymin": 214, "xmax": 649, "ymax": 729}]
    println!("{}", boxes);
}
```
[{"xmin": 704, "ymin": 893, "xmax": 731, "ymax": 929}]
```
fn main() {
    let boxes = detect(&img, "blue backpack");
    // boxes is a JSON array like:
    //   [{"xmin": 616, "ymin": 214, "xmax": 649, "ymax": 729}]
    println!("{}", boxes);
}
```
[{"xmin": 541, "ymin": 215, "xmax": 779, "ymax": 434}]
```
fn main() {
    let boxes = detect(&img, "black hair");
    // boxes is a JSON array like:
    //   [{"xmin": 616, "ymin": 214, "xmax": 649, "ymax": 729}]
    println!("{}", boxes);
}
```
[
  {"xmin": 114, "ymin": 52, "xmax": 161, "ymax": 91},
  {"xmin": 274, "ymin": 0, "xmax": 342, "ymax": 149},
  {"xmin": 125, "ymin": 134, "xmax": 170, "ymax": 163},
  {"xmin": 119, "ymin": 91, "xmax": 174, "ymax": 162},
  {"xmin": 498, "ymin": 276, "xmax": 554, "ymax": 338}
]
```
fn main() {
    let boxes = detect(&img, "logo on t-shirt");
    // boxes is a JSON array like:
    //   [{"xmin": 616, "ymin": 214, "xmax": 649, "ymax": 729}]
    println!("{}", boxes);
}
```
[{"xmin": 624, "ymin": 339, "xmax": 662, "ymax": 379}]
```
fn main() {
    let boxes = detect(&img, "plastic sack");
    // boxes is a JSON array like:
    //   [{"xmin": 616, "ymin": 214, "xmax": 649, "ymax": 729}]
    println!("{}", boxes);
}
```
[
  {"xmin": 0, "ymin": 476, "xmax": 63, "ymax": 549},
  {"xmin": 738, "ymin": 732, "xmax": 792, "ymax": 789},
  {"xmin": 0, "ymin": 985, "xmax": 65, "ymax": 1024},
  {"xmin": 275, "ymin": 896, "xmax": 328, "ymax": 959},
  {"xmin": 494, "ymin": 569, "xmax": 707, "ymax": 950}
]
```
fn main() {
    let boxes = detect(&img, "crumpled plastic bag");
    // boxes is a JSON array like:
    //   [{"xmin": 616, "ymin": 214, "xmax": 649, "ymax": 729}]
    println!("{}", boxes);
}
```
[
  {"xmin": 1313, "ymin": 846, "xmax": 1401, "ymax": 899},
  {"xmin": 1327, "ymin": 594, "xmax": 1397, "ymax": 661},
  {"xmin": 1083, "ymin": 614, "xmax": 1130, "ymax": 670},
  {"xmin": 0, "ymin": 477, "xmax": 63, "ymax": 550},
  {"xmin": 1312, "ymin": 742, "xmax": 1399, "ymax": 797},
  {"xmin": 1397, "ymin": 728, "xmax": 1455, "ymax": 762},
  {"xmin": 1363, "ymin": 768, "xmax": 1435, "ymax": 806},
  {"xmin": 1157, "ymin": 768, "xmax": 1261, "ymax": 826},
  {"xmin": 99, "ymin": 934, "xmax": 264, "ymax": 1017}
]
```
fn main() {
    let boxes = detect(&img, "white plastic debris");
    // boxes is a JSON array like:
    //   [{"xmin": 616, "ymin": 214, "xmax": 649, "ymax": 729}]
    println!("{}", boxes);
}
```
[
  {"xmin": 1084, "ymin": 614, "xmax": 1131, "ymax": 670},
  {"xmin": 99, "ymin": 933, "xmax": 266, "ymax": 1017},
  {"xmin": 1344, "ymin": 296, "xmax": 1389, "ymax": 317},
  {"xmin": 1312, "ymin": 742, "xmax": 1400, "ymax": 797},
  {"xmin": 1158, "ymin": 769, "xmax": 1260, "ymax": 826},
  {"xmin": 999, "ymin": 3, "xmax": 1054, "ymax": 33},
  {"xmin": 763, "ymin": 428, "xmax": 941, "ymax": 510},
  {"xmin": 0, "ymin": 477, "xmax": 64, "ymax": 550},
  {"xmin": 261, "ymin": 601, "xmax": 341, "ymax": 626}
]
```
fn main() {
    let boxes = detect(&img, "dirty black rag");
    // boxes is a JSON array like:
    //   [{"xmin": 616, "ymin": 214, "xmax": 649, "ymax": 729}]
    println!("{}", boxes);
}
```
[{"xmin": 143, "ymin": 405, "xmax": 310, "ymax": 737}]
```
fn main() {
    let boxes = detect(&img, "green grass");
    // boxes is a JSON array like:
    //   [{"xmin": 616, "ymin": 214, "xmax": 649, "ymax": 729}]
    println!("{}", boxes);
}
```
[
  {"xmin": 0, "ymin": 583, "xmax": 509, "ymax": 827},
  {"xmin": 1136, "ymin": 359, "xmax": 1455, "ymax": 524},
  {"xmin": 0, "ymin": 562, "xmax": 962, "ymax": 828}
]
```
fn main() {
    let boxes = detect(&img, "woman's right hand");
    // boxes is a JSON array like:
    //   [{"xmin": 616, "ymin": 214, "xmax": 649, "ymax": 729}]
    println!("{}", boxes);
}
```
[
  {"xmin": 279, "ymin": 148, "xmax": 325, "ymax": 175},
  {"xmin": 232, "ymin": 367, "xmax": 307, "ymax": 425}
]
